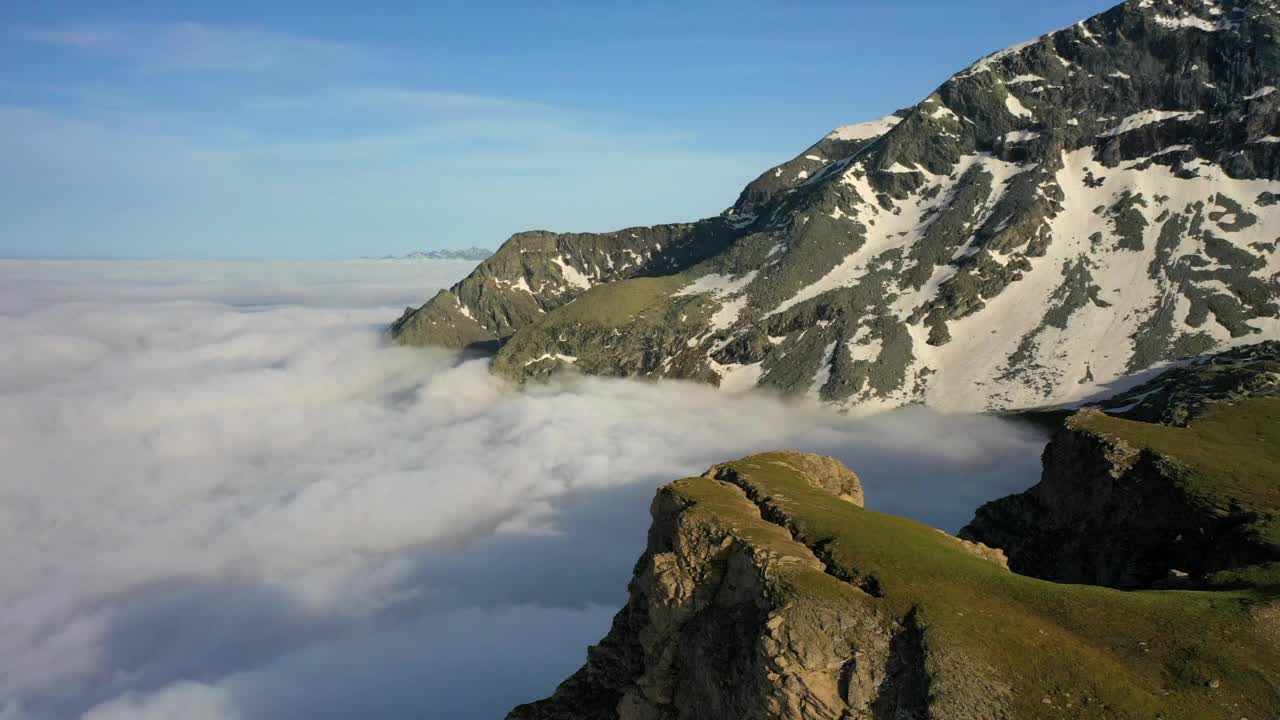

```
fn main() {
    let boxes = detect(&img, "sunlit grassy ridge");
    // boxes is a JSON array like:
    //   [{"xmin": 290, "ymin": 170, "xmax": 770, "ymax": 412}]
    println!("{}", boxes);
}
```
[
  {"xmin": 491, "ymin": 274, "xmax": 722, "ymax": 381},
  {"xmin": 672, "ymin": 452, "xmax": 1280, "ymax": 719}
]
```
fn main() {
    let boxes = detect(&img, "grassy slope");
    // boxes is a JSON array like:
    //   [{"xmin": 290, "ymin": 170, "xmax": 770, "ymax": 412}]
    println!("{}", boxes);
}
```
[
  {"xmin": 491, "ymin": 274, "xmax": 719, "ymax": 378},
  {"xmin": 673, "ymin": 452, "xmax": 1280, "ymax": 720}
]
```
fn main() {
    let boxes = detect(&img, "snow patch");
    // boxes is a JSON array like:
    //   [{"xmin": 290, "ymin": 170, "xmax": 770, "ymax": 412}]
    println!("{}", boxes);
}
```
[
  {"xmin": 711, "ymin": 360, "xmax": 765, "ymax": 394},
  {"xmin": 677, "ymin": 271, "xmax": 759, "ymax": 331},
  {"xmin": 1003, "ymin": 130, "xmax": 1041, "ymax": 144},
  {"xmin": 827, "ymin": 115, "xmax": 902, "ymax": 142},
  {"xmin": 1100, "ymin": 110, "xmax": 1204, "ymax": 137},
  {"xmin": 807, "ymin": 342, "xmax": 838, "ymax": 400},
  {"xmin": 523, "ymin": 353, "xmax": 578, "ymax": 367},
  {"xmin": 1151, "ymin": 14, "xmax": 1230, "ymax": 32},
  {"xmin": 1005, "ymin": 94, "xmax": 1034, "ymax": 119},
  {"xmin": 550, "ymin": 256, "xmax": 592, "ymax": 290},
  {"xmin": 929, "ymin": 105, "xmax": 960, "ymax": 121},
  {"xmin": 959, "ymin": 39, "xmax": 1039, "ymax": 78}
]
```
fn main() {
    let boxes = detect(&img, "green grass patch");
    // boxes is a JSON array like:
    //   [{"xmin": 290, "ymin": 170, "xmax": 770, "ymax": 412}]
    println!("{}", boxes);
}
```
[
  {"xmin": 531, "ymin": 275, "xmax": 689, "ymax": 327},
  {"xmin": 491, "ymin": 273, "xmax": 722, "ymax": 380}
]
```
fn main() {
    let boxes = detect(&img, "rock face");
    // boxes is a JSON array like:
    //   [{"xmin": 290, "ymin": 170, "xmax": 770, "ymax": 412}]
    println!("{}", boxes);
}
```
[
  {"xmin": 394, "ymin": 0, "xmax": 1280, "ymax": 413},
  {"xmin": 509, "ymin": 450, "xmax": 1280, "ymax": 719},
  {"xmin": 509, "ymin": 452, "xmax": 990, "ymax": 720},
  {"xmin": 390, "ymin": 224, "xmax": 737, "ymax": 353},
  {"xmin": 508, "ymin": 453, "xmax": 885, "ymax": 720},
  {"xmin": 963, "ymin": 341, "xmax": 1280, "ymax": 589},
  {"xmin": 1097, "ymin": 338, "xmax": 1280, "ymax": 423}
]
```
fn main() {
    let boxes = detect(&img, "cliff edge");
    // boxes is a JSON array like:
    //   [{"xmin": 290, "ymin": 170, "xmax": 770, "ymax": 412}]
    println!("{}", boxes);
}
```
[{"xmin": 511, "ymin": 450, "xmax": 1280, "ymax": 719}]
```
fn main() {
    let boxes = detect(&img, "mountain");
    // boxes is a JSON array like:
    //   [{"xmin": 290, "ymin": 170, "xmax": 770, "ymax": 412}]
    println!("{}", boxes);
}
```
[
  {"xmin": 511, "ymin": 445, "xmax": 1280, "ymax": 719},
  {"xmin": 392, "ymin": 0, "xmax": 1280, "ymax": 413},
  {"xmin": 371, "ymin": 247, "xmax": 492, "ymax": 261}
]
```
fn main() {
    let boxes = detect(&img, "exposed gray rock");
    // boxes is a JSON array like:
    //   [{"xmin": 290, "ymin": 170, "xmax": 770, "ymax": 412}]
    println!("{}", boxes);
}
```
[{"xmin": 1099, "ymin": 338, "xmax": 1280, "ymax": 424}]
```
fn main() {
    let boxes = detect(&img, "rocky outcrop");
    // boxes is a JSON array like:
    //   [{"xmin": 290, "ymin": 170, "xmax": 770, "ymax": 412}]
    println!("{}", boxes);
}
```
[
  {"xmin": 964, "ymin": 341, "xmax": 1280, "ymax": 589},
  {"xmin": 963, "ymin": 409, "xmax": 1275, "ymax": 587},
  {"xmin": 395, "ymin": 0, "xmax": 1280, "ymax": 414},
  {"xmin": 390, "ymin": 222, "xmax": 737, "ymax": 353},
  {"xmin": 1097, "ymin": 339, "xmax": 1280, "ymax": 424},
  {"xmin": 507, "ymin": 452, "xmax": 908, "ymax": 720},
  {"xmin": 510, "ymin": 450, "xmax": 1280, "ymax": 719}
]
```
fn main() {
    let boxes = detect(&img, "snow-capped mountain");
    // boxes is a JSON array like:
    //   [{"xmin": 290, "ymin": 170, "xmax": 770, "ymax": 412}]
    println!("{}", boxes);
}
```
[
  {"xmin": 392, "ymin": 0, "xmax": 1280, "ymax": 413},
  {"xmin": 370, "ymin": 247, "xmax": 492, "ymax": 261}
]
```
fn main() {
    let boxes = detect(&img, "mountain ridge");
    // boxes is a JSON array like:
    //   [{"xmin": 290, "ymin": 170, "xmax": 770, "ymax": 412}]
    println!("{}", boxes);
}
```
[
  {"xmin": 367, "ymin": 246, "xmax": 493, "ymax": 261},
  {"xmin": 392, "ymin": 0, "xmax": 1280, "ymax": 414}
]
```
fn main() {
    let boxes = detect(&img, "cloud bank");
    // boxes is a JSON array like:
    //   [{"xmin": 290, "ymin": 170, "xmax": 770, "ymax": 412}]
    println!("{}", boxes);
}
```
[{"xmin": 0, "ymin": 260, "xmax": 1046, "ymax": 719}]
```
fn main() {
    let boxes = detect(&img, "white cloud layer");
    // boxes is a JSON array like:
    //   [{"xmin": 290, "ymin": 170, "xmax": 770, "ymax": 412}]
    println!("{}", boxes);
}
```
[{"xmin": 0, "ymin": 260, "xmax": 1046, "ymax": 719}]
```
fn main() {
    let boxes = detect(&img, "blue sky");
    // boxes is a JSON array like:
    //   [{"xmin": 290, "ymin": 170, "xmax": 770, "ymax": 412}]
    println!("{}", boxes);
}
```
[{"xmin": 1, "ymin": 1, "xmax": 1119, "ymax": 258}]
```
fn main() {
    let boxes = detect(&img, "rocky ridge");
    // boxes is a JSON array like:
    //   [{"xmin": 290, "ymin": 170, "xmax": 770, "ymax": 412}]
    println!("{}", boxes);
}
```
[
  {"xmin": 394, "ymin": 0, "xmax": 1280, "ymax": 414},
  {"xmin": 1096, "ymin": 338, "xmax": 1280, "ymax": 423}
]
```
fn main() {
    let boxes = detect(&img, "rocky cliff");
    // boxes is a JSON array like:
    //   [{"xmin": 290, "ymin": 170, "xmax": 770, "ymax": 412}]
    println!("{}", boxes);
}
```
[
  {"xmin": 394, "ymin": 0, "xmax": 1280, "ymax": 413},
  {"xmin": 511, "ymin": 451, "xmax": 1280, "ymax": 719},
  {"xmin": 963, "ymin": 340, "xmax": 1280, "ymax": 590}
]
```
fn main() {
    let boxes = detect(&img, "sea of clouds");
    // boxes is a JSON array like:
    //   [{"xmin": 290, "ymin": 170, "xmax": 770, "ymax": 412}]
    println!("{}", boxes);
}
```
[{"xmin": 0, "ymin": 259, "xmax": 1047, "ymax": 719}]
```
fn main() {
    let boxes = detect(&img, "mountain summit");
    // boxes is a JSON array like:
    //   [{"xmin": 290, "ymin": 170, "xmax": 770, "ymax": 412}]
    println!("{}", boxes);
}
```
[{"xmin": 392, "ymin": 0, "xmax": 1280, "ymax": 413}]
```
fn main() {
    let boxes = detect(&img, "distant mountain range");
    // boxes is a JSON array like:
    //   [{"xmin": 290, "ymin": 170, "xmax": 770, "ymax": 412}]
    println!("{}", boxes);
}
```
[
  {"xmin": 367, "ymin": 247, "xmax": 492, "ymax": 261},
  {"xmin": 391, "ymin": 0, "xmax": 1280, "ymax": 415}
]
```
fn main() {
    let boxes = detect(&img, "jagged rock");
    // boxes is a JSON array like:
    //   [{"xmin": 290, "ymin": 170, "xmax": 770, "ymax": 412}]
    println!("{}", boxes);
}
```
[
  {"xmin": 936, "ymin": 530, "xmax": 1010, "ymax": 570},
  {"xmin": 509, "ymin": 453, "xmax": 900, "ymax": 720},
  {"xmin": 394, "ymin": 0, "xmax": 1280, "ymax": 414}
]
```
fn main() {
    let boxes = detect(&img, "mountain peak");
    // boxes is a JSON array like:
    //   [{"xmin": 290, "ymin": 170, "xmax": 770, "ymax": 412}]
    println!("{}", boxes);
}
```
[{"xmin": 391, "ymin": 0, "xmax": 1280, "ymax": 414}]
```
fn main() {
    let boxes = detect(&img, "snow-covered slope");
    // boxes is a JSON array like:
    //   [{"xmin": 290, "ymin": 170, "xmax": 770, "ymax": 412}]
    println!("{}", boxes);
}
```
[{"xmin": 393, "ymin": 0, "xmax": 1280, "ymax": 413}]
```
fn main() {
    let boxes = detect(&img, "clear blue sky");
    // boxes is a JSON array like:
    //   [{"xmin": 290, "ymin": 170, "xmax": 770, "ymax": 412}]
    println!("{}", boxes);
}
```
[{"xmin": 1, "ymin": 0, "xmax": 1119, "ymax": 258}]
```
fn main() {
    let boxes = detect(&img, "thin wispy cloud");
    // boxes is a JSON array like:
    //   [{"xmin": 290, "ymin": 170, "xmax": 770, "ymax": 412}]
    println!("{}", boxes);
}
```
[
  {"xmin": 22, "ymin": 21, "xmax": 374, "ymax": 72},
  {"xmin": 1, "ymin": 14, "xmax": 777, "ymax": 258}
]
